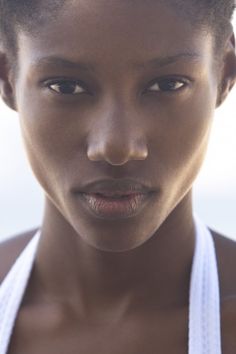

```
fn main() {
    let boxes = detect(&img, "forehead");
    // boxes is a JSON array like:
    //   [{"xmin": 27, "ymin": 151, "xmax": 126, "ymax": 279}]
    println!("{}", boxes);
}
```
[{"xmin": 17, "ymin": 0, "xmax": 213, "ymax": 73}]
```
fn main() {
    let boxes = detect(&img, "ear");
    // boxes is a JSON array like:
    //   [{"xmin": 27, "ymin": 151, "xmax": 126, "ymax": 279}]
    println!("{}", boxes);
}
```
[
  {"xmin": 216, "ymin": 31, "xmax": 236, "ymax": 108},
  {"xmin": 0, "ymin": 51, "xmax": 17, "ymax": 111}
]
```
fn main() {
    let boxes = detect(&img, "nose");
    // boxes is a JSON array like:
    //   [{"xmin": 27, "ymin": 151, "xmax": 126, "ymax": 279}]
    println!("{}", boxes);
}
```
[{"xmin": 87, "ymin": 107, "xmax": 148, "ymax": 166}]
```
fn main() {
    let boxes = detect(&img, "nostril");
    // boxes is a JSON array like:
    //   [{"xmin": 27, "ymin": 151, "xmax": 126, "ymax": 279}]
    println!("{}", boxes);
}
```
[
  {"xmin": 87, "ymin": 141, "xmax": 148, "ymax": 165},
  {"xmin": 87, "ymin": 145, "xmax": 130, "ymax": 165}
]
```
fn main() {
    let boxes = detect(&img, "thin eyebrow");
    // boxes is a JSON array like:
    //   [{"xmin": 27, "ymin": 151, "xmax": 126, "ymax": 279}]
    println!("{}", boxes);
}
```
[
  {"xmin": 32, "ymin": 52, "xmax": 201, "ymax": 72},
  {"xmin": 134, "ymin": 52, "xmax": 202, "ymax": 69},
  {"xmin": 31, "ymin": 56, "xmax": 95, "ymax": 72}
]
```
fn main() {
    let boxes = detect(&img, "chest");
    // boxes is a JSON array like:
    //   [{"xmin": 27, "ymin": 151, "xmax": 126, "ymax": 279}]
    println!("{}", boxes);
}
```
[
  {"xmin": 7, "ymin": 305, "xmax": 189, "ymax": 354},
  {"xmin": 6, "ymin": 302, "xmax": 236, "ymax": 354}
]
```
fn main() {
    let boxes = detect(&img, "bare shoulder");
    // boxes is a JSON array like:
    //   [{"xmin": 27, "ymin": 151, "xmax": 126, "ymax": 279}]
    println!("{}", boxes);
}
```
[
  {"xmin": 0, "ymin": 228, "xmax": 39, "ymax": 284},
  {"xmin": 210, "ymin": 228, "xmax": 236, "ymax": 352},
  {"xmin": 210, "ymin": 228, "xmax": 236, "ymax": 298}
]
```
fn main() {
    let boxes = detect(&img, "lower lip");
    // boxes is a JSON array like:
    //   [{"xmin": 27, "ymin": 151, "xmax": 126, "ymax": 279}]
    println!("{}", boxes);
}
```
[{"xmin": 78, "ymin": 192, "xmax": 154, "ymax": 219}]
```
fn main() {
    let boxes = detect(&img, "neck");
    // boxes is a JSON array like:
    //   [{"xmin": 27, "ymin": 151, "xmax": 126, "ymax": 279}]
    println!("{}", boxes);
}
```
[{"xmin": 31, "ymin": 193, "xmax": 195, "ymax": 319}]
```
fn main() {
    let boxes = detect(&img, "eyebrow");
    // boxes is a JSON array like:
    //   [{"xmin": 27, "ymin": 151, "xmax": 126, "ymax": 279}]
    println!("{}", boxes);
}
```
[
  {"xmin": 31, "ymin": 56, "xmax": 95, "ymax": 72},
  {"xmin": 32, "ymin": 52, "xmax": 201, "ymax": 72},
  {"xmin": 134, "ymin": 52, "xmax": 202, "ymax": 69}
]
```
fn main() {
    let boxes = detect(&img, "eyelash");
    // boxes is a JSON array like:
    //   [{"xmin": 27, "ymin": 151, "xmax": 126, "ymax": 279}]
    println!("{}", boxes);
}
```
[
  {"xmin": 45, "ymin": 79, "xmax": 90, "ymax": 95},
  {"xmin": 44, "ymin": 77, "xmax": 189, "ymax": 96},
  {"xmin": 145, "ymin": 77, "xmax": 189, "ymax": 94}
]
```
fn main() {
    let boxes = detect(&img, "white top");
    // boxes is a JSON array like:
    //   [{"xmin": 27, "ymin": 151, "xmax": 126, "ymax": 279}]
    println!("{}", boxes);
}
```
[{"xmin": 0, "ymin": 217, "xmax": 221, "ymax": 354}]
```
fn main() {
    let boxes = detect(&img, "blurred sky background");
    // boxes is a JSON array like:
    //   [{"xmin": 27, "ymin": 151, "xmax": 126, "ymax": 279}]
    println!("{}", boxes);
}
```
[{"xmin": 0, "ymin": 18, "xmax": 235, "ymax": 241}]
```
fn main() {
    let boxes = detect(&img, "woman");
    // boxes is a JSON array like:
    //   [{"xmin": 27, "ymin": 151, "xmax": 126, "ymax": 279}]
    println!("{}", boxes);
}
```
[{"xmin": 0, "ymin": 0, "xmax": 236, "ymax": 353}]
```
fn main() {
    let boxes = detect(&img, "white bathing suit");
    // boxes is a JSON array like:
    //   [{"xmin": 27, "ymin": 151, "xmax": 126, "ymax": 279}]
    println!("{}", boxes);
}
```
[{"xmin": 0, "ymin": 216, "xmax": 221, "ymax": 354}]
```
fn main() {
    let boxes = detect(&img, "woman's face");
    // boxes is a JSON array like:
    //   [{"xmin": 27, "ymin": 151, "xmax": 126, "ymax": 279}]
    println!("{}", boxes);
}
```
[{"xmin": 13, "ymin": 0, "xmax": 220, "ymax": 251}]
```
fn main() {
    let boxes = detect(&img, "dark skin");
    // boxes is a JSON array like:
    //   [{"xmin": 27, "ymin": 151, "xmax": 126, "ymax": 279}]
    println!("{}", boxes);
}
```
[{"xmin": 0, "ymin": 1, "xmax": 236, "ymax": 353}]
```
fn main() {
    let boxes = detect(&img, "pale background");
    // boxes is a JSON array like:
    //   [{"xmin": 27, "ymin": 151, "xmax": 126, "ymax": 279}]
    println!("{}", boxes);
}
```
[{"xmin": 0, "ymin": 19, "xmax": 235, "ymax": 241}]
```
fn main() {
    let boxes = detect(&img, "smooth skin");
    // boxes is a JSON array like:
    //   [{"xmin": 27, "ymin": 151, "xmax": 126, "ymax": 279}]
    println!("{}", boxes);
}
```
[{"xmin": 0, "ymin": 1, "xmax": 236, "ymax": 353}]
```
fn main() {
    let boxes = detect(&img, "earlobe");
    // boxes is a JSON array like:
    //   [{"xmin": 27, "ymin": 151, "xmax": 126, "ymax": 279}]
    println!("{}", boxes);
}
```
[
  {"xmin": 216, "ymin": 32, "xmax": 236, "ymax": 108},
  {"xmin": 0, "ymin": 52, "xmax": 17, "ymax": 111}
]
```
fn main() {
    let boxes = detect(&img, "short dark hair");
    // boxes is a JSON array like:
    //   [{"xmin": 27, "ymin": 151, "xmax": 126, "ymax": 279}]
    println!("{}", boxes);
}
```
[
  {"xmin": 0, "ymin": 0, "xmax": 235, "ymax": 60},
  {"xmin": 166, "ymin": 0, "xmax": 235, "ymax": 52},
  {"xmin": 0, "ymin": 1, "xmax": 64, "ymax": 50}
]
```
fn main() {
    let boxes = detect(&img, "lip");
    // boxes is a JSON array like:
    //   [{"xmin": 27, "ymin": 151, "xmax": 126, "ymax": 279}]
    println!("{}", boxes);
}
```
[
  {"xmin": 73, "ymin": 178, "xmax": 154, "ymax": 194},
  {"xmin": 72, "ymin": 179, "xmax": 156, "ymax": 219}
]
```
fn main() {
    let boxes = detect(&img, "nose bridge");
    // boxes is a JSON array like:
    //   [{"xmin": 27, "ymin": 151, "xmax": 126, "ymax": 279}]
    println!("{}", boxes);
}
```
[{"xmin": 87, "ymin": 98, "xmax": 148, "ymax": 166}]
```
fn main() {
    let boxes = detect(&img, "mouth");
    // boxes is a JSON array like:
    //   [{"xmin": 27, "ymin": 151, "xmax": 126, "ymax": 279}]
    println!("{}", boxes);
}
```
[{"xmin": 73, "ymin": 179, "xmax": 157, "ymax": 219}]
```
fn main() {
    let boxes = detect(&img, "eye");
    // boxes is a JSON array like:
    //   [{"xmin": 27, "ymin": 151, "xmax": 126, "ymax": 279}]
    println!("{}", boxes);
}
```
[
  {"xmin": 46, "ymin": 80, "xmax": 88, "ymax": 95},
  {"xmin": 146, "ymin": 77, "xmax": 188, "ymax": 93}
]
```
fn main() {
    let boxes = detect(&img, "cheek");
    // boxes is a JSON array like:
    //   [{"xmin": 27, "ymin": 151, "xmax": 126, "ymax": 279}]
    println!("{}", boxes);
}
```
[
  {"xmin": 154, "ymin": 82, "xmax": 217, "ymax": 199},
  {"xmin": 17, "ymin": 94, "xmax": 74, "ymax": 202}
]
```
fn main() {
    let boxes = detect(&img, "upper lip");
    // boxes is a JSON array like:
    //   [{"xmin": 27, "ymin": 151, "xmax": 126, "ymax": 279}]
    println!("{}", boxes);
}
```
[{"xmin": 73, "ymin": 179, "xmax": 155, "ymax": 196}]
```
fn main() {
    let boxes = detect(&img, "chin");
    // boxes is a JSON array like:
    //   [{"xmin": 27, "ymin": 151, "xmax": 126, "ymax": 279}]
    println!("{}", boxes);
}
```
[{"xmin": 67, "ymin": 202, "xmax": 167, "ymax": 253}]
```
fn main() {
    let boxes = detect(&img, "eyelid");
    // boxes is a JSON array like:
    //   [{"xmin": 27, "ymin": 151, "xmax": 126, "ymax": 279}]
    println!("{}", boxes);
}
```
[
  {"xmin": 41, "ymin": 77, "xmax": 92, "ymax": 94},
  {"xmin": 144, "ymin": 75, "xmax": 192, "ymax": 93}
]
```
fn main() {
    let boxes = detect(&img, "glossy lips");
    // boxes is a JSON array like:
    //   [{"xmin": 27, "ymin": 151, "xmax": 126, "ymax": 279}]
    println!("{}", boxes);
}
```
[{"xmin": 73, "ymin": 179, "xmax": 156, "ymax": 219}]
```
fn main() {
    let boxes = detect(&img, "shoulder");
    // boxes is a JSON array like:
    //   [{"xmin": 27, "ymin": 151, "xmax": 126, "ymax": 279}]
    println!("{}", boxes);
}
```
[
  {"xmin": 210, "ymin": 228, "xmax": 236, "ymax": 298},
  {"xmin": 210, "ymin": 228, "xmax": 236, "ymax": 352},
  {"xmin": 0, "ymin": 228, "xmax": 39, "ymax": 285}
]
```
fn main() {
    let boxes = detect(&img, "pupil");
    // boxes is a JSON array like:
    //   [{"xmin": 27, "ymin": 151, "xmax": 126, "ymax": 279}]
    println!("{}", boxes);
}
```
[
  {"xmin": 160, "ymin": 81, "xmax": 177, "ymax": 91},
  {"xmin": 60, "ymin": 83, "xmax": 76, "ymax": 94}
]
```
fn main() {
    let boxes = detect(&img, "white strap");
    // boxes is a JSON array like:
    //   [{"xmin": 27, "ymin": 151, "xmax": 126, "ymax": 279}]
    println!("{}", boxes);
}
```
[
  {"xmin": 0, "ymin": 231, "xmax": 40, "ymax": 354},
  {"xmin": 189, "ymin": 216, "xmax": 221, "ymax": 354}
]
